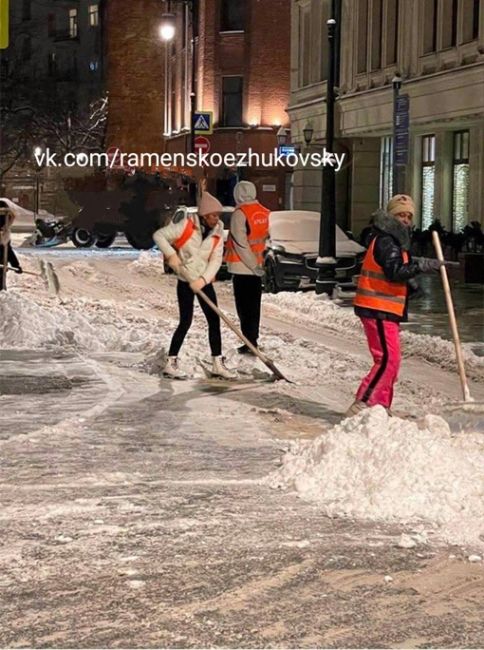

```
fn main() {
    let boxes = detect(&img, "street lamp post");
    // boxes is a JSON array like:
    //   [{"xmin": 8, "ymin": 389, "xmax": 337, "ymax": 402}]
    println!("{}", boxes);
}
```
[
  {"xmin": 160, "ymin": 1, "xmax": 198, "ymax": 203},
  {"xmin": 315, "ymin": 9, "xmax": 338, "ymax": 296},
  {"xmin": 33, "ymin": 146, "xmax": 43, "ymax": 219}
]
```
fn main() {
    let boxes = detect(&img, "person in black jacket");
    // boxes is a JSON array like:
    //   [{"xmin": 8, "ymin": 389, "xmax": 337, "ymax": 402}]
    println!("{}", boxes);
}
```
[
  {"xmin": 0, "ymin": 201, "xmax": 23, "ymax": 290},
  {"xmin": 348, "ymin": 194, "xmax": 455, "ymax": 416}
]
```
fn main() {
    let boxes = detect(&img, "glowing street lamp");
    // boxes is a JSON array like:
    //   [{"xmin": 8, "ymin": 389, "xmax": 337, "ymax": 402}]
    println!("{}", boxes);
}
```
[{"xmin": 159, "ymin": 13, "xmax": 176, "ymax": 41}]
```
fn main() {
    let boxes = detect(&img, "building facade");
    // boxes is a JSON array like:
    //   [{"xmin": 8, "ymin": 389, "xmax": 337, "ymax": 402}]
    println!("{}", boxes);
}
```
[
  {"xmin": 105, "ymin": 0, "xmax": 291, "ymax": 210},
  {"xmin": 289, "ymin": 0, "xmax": 484, "ymax": 234}
]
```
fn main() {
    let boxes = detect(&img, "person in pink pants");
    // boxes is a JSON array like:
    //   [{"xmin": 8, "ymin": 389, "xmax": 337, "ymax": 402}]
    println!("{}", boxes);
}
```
[{"xmin": 348, "ymin": 195, "xmax": 454, "ymax": 415}]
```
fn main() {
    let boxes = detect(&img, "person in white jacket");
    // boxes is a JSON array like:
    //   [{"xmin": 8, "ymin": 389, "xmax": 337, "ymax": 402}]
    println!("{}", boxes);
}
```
[{"xmin": 153, "ymin": 191, "xmax": 236, "ymax": 379}]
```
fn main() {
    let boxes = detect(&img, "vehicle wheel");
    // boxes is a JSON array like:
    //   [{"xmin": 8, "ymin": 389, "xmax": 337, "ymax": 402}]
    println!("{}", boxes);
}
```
[
  {"xmin": 264, "ymin": 259, "xmax": 279, "ymax": 294},
  {"xmin": 125, "ymin": 231, "xmax": 155, "ymax": 250},
  {"xmin": 95, "ymin": 232, "xmax": 116, "ymax": 249},
  {"xmin": 71, "ymin": 228, "xmax": 96, "ymax": 248}
]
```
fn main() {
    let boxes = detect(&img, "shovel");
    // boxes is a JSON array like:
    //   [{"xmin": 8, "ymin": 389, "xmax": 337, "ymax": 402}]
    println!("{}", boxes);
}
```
[
  {"xmin": 432, "ymin": 231, "xmax": 483, "ymax": 413},
  {"xmin": 176, "ymin": 265, "xmax": 292, "ymax": 382},
  {"xmin": 0, "ymin": 261, "xmax": 60, "ymax": 297}
]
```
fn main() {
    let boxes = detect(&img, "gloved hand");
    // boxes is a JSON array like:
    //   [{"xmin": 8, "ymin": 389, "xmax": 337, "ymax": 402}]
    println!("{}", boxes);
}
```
[
  {"xmin": 190, "ymin": 277, "xmax": 206, "ymax": 292},
  {"xmin": 14, "ymin": 267, "xmax": 23, "ymax": 274},
  {"xmin": 415, "ymin": 257, "xmax": 460, "ymax": 273},
  {"xmin": 166, "ymin": 253, "xmax": 182, "ymax": 271},
  {"xmin": 253, "ymin": 265, "xmax": 265, "ymax": 278}
]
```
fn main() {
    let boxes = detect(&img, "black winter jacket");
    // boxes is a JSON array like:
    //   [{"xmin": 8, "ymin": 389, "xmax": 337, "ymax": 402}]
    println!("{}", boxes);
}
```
[{"xmin": 355, "ymin": 211, "xmax": 421, "ymax": 323}]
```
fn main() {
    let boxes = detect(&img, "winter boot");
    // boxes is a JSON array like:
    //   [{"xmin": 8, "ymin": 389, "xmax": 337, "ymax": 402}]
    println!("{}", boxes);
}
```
[
  {"xmin": 163, "ymin": 356, "xmax": 186, "ymax": 379},
  {"xmin": 211, "ymin": 356, "xmax": 238, "ymax": 380},
  {"xmin": 345, "ymin": 400, "xmax": 369, "ymax": 416}
]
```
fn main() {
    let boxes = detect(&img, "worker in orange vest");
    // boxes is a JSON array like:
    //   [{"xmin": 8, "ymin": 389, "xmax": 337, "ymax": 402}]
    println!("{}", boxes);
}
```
[
  {"xmin": 153, "ymin": 191, "xmax": 236, "ymax": 380},
  {"xmin": 225, "ymin": 181, "xmax": 270, "ymax": 354},
  {"xmin": 347, "ymin": 194, "xmax": 456, "ymax": 415}
]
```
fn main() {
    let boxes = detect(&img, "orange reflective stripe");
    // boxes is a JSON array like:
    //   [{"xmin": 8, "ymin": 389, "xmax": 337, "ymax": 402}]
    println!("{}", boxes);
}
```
[
  {"xmin": 173, "ymin": 218, "xmax": 195, "ymax": 250},
  {"xmin": 210, "ymin": 234, "xmax": 221, "ymax": 256}
]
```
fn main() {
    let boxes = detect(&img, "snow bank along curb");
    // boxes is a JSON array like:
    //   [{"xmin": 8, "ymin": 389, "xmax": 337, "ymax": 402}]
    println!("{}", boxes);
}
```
[
  {"xmin": 268, "ymin": 406, "xmax": 484, "ymax": 549},
  {"xmin": 263, "ymin": 292, "xmax": 484, "ymax": 377}
]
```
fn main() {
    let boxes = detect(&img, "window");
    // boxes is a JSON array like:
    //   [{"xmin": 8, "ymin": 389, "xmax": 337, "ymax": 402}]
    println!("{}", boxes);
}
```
[
  {"xmin": 441, "ymin": 0, "xmax": 458, "ymax": 49},
  {"xmin": 371, "ymin": 0, "xmax": 383, "ymax": 71},
  {"xmin": 47, "ymin": 13, "xmax": 56, "ymax": 37},
  {"xmin": 22, "ymin": 0, "xmax": 31, "ymax": 22},
  {"xmin": 221, "ymin": 76, "xmax": 243, "ymax": 127},
  {"xmin": 385, "ymin": 0, "xmax": 399, "ymax": 65},
  {"xmin": 357, "ymin": 0, "xmax": 369, "ymax": 73},
  {"xmin": 423, "ymin": 0, "xmax": 438, "ymax": 53},
  {"xmin": 48, "ymin": 52, "xmax": 57, "ymax": 77},
  {"xmin": 421, "ymin": 134, "xmax": 436, "ymax": 229},
  {"xmin": 452, "ymin": 131, "xmax": 470, "ymax": 232},
  {"xmin": 462, "ymin": 0, "xmax": 481, "ymax": 42},
  {"xmin": 220, "ymin": 0, "xmax": 245, "ymax": 31},
  {"xmin": 89, "ymin": 60, "xmax": 99, "ymax": 72},
  {"xmin": 69, "ymin": 9, "xmax": 78, "ymax": 38},
  {"xmin": 299, "ymin": 3, "xmax": 311, "ymax": 86},
  {"xmin": 88, "ymin": 4, "xmax": 99, "ymax": 28},
  {"xmin": 380, "ymin": 136, "xmax": 393, "ymax": 208}
]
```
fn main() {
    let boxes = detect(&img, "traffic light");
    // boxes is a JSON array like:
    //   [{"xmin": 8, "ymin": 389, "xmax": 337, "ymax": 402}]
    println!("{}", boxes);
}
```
[{"xmin": 0, "ymin": 0, "xmax": 9, "ymax": 49}]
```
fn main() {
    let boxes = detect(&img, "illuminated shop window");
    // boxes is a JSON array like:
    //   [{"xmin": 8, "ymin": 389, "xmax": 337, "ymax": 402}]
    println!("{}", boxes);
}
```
[
  {"xmin": 452, "ymin": 131, "xmax": 470, "ymax": 232},
  {"xmin": 380, "ymin": 136, "xmax": 393, "ymax": 209},
  {"xmin": 421, "ymin": 134, "xmax": 435, "ymax": 229}
]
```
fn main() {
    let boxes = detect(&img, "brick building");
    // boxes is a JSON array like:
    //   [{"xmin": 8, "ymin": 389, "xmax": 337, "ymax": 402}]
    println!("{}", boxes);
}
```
[{"xmin": 105, "ymin": 0, "xmax": 291, "ymax": 209}]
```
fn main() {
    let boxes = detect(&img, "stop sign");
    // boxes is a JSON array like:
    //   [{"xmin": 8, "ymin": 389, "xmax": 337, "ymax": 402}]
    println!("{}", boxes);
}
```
[{"xmin": 194, "ymin": 136, "xmax": 210, "ymax": 153}]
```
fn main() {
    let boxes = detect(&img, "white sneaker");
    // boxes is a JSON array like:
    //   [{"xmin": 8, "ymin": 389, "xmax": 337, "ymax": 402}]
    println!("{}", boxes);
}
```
[
  {"xmin": 163, "ymin": 356, "xmax": 186, "ymax": 379},
  {"xmin": 211, "ymin": 356, "xmax": 237, "ymax": 380}
]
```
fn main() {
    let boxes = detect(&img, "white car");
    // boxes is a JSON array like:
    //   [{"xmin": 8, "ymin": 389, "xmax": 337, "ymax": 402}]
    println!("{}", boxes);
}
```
[
  {"xmin": 264, "ymin": 210, "xmax": 366, "ymax": 292},
  {"xmin": 0, "ymin": 198, "xmax": 54, "ymax": 233}
]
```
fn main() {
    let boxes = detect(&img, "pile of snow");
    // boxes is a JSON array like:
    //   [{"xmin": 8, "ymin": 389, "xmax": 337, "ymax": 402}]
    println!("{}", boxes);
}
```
[
  {"xmin": 129, "ymin": 251, "xmax": 165, "ymax": 275},
  {"xmin": 268, "ymin": 406, "xmax": 484, "ymax": 548},
  {"xmin": 0, "ymin": 291, "xmax": 163, "ymax": 354},
  {"xmin": 263, "ymin": 292, "xmax": 484, "ymax": 375}
]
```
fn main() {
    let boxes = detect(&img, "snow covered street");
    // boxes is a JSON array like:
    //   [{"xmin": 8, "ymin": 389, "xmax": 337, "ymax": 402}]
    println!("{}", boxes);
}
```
[{"xmin": 1, "ymin": 249, "xmax": 483, "ymax": 648}]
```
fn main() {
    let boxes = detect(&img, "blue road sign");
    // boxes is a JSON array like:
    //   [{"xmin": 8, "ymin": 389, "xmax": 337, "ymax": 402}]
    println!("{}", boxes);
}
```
[{"xmin": 193, "ymin": 111, "xmax": 213, "ymax": 135}]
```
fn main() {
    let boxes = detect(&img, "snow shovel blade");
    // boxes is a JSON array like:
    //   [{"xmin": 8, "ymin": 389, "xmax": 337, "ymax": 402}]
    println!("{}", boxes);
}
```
[
  {"xmin": 46, "ymin": 262, "xmax": 61, "ymax": 296},
  {"xmin": 261, "ymin": 356, "xmax": 294, "ymax": 383}
]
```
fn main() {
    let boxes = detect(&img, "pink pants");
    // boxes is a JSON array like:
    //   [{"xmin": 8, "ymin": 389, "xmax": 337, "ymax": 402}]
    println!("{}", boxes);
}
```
[{"xmin": 356, "ymin": 317, "xmax": 401, "ymax": 408}]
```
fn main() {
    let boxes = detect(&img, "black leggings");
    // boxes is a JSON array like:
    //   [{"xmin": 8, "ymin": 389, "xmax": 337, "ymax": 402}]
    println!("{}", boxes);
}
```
[{"xmin": 168, "ymin": 281, "xmax": 222, "ymax": 357}]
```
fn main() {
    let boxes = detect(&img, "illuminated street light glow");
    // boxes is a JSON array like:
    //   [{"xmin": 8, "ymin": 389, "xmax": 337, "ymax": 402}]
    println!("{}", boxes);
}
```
[{"xmin": 159, "ymin": 13, "xmax": 176, "ymax": 41}]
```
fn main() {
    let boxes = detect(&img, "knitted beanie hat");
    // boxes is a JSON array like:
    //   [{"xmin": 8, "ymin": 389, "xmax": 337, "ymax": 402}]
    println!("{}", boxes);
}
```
[
  {"xmin": 198, "ymin": 191, "xmax": 223, "ymax": 216},
  {"xmin": 386, "ymin": 194, "xmax": 416, "ymax": 218}
]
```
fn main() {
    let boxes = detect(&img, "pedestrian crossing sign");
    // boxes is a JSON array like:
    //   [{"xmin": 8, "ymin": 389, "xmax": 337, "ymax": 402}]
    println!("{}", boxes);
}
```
[
  {"xmin": 194, "ymin": 111, "xmax": 213, "ymax": 135},
  {"xmin": 0, "ymin": 0, "xmax": 9, "ymax": 50}
]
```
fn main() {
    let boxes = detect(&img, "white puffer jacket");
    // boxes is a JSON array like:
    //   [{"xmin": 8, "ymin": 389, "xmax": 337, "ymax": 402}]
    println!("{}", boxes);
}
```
[{"xmin": 153, "ymin": 213, "xmax": 224, "ymax": 283}]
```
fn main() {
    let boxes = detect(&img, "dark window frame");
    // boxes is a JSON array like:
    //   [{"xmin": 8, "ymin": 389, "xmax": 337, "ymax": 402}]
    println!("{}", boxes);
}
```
[
  {"xmin": 220, "ymin": 0, "xmax": 246, "ymax": 32},
  {"xmin": 220, "ymin": 75, "xmax": 243, "ymax": 127}
]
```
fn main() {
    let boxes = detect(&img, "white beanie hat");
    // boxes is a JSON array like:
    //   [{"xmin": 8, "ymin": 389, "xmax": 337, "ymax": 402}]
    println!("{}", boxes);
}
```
[
  {"xmin": 198, "ymin": 191, "xmax": 223, "ymax": 216},
  {"xmin": 234, "ymin": 181, "xmax": 257, "ymax": 205}
]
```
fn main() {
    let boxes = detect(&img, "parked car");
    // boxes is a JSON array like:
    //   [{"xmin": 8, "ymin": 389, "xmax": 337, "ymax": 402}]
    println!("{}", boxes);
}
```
[
  {"xmin": 163, "ymin": 205, "xmax": 234, "ymax": 279},
  {"xmin": 263, "ymin": 210, "xmax": 366, "ymax": 293}
]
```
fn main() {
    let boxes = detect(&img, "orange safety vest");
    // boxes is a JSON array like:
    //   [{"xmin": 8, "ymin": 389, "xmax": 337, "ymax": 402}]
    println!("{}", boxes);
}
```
[
  {"xmin": 172, "ymin": 217, "xmax": 221, "ymax": 257},
  {"xmin": 224, "ymin": 203, "xmax": 270, "ymax": 265},
  {"xmin": 353, "ymin": 238, "xmax": 409, "ymax": 317}
]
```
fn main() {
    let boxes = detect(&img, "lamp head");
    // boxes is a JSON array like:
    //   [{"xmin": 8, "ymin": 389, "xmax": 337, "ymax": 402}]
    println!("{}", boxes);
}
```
[{"xmin": 160, "ymin": 13, "xmax": 176, "ymax": 41}]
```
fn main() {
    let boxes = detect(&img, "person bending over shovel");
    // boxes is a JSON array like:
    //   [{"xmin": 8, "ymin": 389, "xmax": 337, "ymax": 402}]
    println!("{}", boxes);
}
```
[
  {"xmin": 347, "ymin": 194, "xmax": 456, "ymax": 416},
  {"xmin": 0, "ymin": 200, "xmax": 23, "ymax": 291},
  {"xmin": 153, "ymin": 191, "xmax": 236, "ymax": 380}
]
